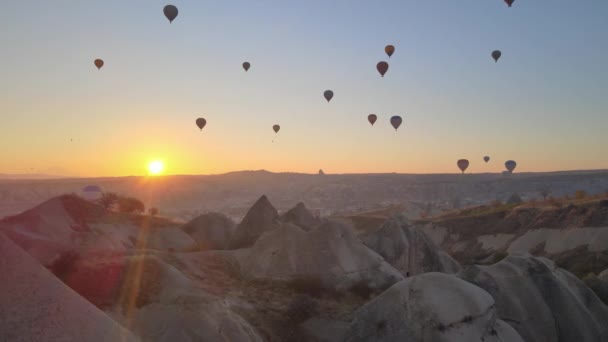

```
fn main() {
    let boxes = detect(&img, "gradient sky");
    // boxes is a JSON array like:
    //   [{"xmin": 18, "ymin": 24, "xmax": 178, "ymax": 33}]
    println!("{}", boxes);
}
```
[{"xmin": 1, "ymin": 1, "xmax": 607, "ymax": 177}]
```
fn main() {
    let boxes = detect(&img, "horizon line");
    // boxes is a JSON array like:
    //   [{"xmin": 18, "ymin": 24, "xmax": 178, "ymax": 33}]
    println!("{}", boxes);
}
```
[{"xmin": 3, "ymin": 168, "xmax": 608, "ymax": 181}]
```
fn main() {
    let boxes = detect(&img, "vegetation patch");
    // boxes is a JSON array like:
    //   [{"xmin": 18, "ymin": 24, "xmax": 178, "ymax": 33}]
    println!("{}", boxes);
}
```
[{"xmin": 285, "ymin": 294, "xmax": 319, "ymax": 324}]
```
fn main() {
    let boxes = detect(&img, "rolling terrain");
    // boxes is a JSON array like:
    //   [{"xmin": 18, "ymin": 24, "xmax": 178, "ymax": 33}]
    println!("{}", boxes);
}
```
[{"xmin": 2, "ymin": 193, "xmax": 608, "ymax": 341}]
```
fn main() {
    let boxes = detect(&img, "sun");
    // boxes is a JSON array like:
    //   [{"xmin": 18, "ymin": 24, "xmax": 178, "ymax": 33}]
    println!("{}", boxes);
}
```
[{"xmin": 147, "ymin": 160, "xmax": 165, "ymax": 176}]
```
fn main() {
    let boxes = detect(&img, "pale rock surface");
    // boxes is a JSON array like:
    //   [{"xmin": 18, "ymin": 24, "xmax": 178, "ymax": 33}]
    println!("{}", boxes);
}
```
[
  {"xmin": 181, "ymin": 212, "xmax": 236, "ymax": 250},
  {"xmin": 236, "ymin": 220, "xmax": 404, "ymax": 290},
  {"xmin": 280, "ymin": 202, "xmax": 320, "ymax": 231},
  {"xmin": 599, "ymin": 268, "xmax": 608, "ymax": 282},
  {"xmin": 346, "ymin": 272, "xmax": 523, "ymax": 342},
  {"xmin": 229, "ymin": 195, "xmax": 281, "ymax": 249},
  {"xmin": 459, "ymin": 252, "xmax": 608, "ymax": 342},
  {"xmin": 361, "ymin": 216, "xmax": 461, "ymax": 276}
]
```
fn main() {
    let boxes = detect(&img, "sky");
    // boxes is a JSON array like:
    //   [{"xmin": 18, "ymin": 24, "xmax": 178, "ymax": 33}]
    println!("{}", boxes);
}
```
[{"xmin": 1, "ymin": 0, "xmax": 607, "ymax": 177}]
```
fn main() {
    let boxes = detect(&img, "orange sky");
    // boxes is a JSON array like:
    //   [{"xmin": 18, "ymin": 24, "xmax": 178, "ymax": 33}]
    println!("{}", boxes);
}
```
[{"xmin": 1, "ymin": 1, "xmax": 607, "ymax": 177}]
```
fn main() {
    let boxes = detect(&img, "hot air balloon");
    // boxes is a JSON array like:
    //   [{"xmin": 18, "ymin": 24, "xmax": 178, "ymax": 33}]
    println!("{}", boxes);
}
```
[
  {"xmin": 385, "ymin": 45, "xmax": 395, "ymax": 58},
  {"xmin": 324, "ymin": 90, "xmax": 334, "ymax": 102},
  {"xmin": 505, "ymin": 160, "xmax": 517, "ymax": 173},
  {"xmin": 457, "ymin": 159, "xmax": 470, "ymax": 173},
  {"xmin": 504, "ymin": 0, "xmax": 514, "ymax": 7},
  {"xmin": 273, "ymin": 124, "xmax": 280, "ymax": 133},
  {"xmin": 492, "ymin": 50, "xmax": 502, "ymax": 62},
  {"xmin": 390, "ymin": 116, "xmax": 402, "ymax": 130},
  {"xmin": 377, "ymin": 61, "xmax": 389, "ymax": 77},
  {"xmin": 484, "ymin": 156, "xmax": 490, "ymax": 163},
  {"xmin": 368, "ymin": 114, "xmax": 377, "ymax": 126},
  {"xmin": 82, "ymin": 185, "xmax": 103, "ymax": 201},
  {"xmin": 94, "ymin": 59, "xmax": 104, "ymax": 70},
  {"xmin": 242, "ymin": 62, "xmax": 250, "ymax": 72},
  {"xmin": 164, "ymin": 5, "xmax": 178, "ymax": 23},
  {"xmin": 196, "ymin": 118, "xmax": 206, "ymax": 130}
]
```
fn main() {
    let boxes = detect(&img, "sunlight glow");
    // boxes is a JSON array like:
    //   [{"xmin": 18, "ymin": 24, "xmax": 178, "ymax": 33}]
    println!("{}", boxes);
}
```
[{"xmin": 147, "ymin": 160, "xmax": 165, "ymax": 176}]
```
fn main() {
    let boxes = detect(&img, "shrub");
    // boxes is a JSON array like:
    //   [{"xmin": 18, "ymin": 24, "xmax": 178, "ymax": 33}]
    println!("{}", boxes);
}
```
[
  {"xmin": 98, "ymin": 192, "xmax": 119, "ymax": 210},
  {"xmin": 376, "ymin": 320, "xmax": 387, "ymax": 335},
  {"xmin": 148, "ymin": 207, "xmax": 159, "ymax": 216},
  {"xmin": 492, "ymin": 251, "xmax": 508, "ymax": 264},
  {"xmin": 48, "ymin": 250, "xmax": 80, "ymax": 280},
  {"xmin": 349, "ymin": 280, "xmax": 375, "ymax": 299},
  {"xmin": 575, "ymin": 190, "xmax": 587, "ymax": 200},
  {"xmin": 538, "ymin": 188, "xmax": 551, "ymax": 201},
  {"xmin": 506, "ymin": 193, "xmax": 523, "ymax": 205},
  {"xmin": 118, "ymin": 196, "xmax": 145, "ymax": 214},
  {"xmin": 285, "ymin": 295, "xmax": 319, "ymax": 324},
  {"xmin": 287, "ymin": 276, "xmax": 337, "ymax": 298}
]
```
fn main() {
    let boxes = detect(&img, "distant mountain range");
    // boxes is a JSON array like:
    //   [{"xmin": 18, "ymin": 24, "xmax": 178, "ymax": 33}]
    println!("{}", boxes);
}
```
[{"xmin": 0, "ymin": 173, "xmax": 74, "ymax": 180}]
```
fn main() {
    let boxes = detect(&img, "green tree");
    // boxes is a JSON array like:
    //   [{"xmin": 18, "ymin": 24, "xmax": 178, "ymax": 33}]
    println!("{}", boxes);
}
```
[
  {"xmin": 538, "ymin": 188, "xmax": 551, "ymax": 201},
  {"xmin": 506, "ymin": 193, "xmax": 523, "ymax": 205},
  {"xmin": 118, "ymin": 196, "xmax": 145, "ymax": 214},
  {"xmin": 98, "ymin": 192, "xmax": 119, "ymax": 210}
]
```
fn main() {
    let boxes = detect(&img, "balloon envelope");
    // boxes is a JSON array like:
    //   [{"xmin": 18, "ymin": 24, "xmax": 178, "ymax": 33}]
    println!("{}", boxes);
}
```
[
  {"xmin": 390, "ymin": 116, "xmax": 402, "ymax": 130},
  {"xmin": 505, "ymin": 160, "xmax": 517, "ymax": 173},
  {"xmin": 492, "ymin": 50, "xmax": 502, "ymax": 62},
  {"xmin": 94, "ymin": 59, "xmax": 104, "ymax": 70},
  {"xmin": 385, "ymin": 45, "xmax": 395, "ymax": 58},
  {"xmin": 377, "ymin": 61, "xmax": 389, "ymax": 77},
  {"xmin": 504, "ymin": 0, "xmax": 514, "ymax": 7},
  {"xmin": 82, "ymin": 185, "xmax": 102, "ymax": 201},
  {"xmin": 457, "ymin": 159, "xmax": 470, "ymax": 173},
  {"xmin": 324, "ymin": 90, "xmax": 334, "ymax": 102},
  {"xmin": 273, "ymin": 124, "xmax": 280, "ymax": 133},
  {"xmin": 368, "ymin": 114, "xmax": 377, "ymax": 126},
  {"xmin": 163, "ymin": 5, "xmax": 178, "ymax": 23},
  {"xmin": 242, "ymin": 62, "xmax": 250, "ymax": 71},
  {"xmin": 484, "ymin": 156, "xmax": 490, "ymax": 163},
  {"xmin": 196, "ymin": 118, "xmax": 206, "ymax": 130}
]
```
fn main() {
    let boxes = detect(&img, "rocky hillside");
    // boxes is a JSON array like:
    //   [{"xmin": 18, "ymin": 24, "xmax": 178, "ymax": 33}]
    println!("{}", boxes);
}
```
[
  {"xmin": 2, "ymin": 194, "xmax": 608, "ymax": 341},
  {"xmin": 419, "ymin": 197, "xmax": 608, "ymax": 278},
  {"xmin": 2, "ymin": 169, "xmax": 608, "ymax": 221}
]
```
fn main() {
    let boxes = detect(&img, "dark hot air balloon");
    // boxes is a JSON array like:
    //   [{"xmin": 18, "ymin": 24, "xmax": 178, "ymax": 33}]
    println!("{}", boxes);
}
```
[
  {"xmin": 324, "ymin": 90, "xmax": 334, "ymax": 102},
  {"xmin": 273, "ymin": 124, "xmax": 280, "ymax": 133},
  {"xmin": 390, "ymin": 116, "xmax": 402, "ymax": 130},
  {"xmin": 377, "ymin": 61, "xmax": 389, "ymax": 77},
  {"xmin": 164, "ymin": 5, "xmax": 178, "ymax": 23},
  {"xmin": 196, "ymin": 118, "xmax": 206, "ymax": 130},
  {"xmin": 505, "ymin": 160, "xmax": 517, "ymax": 173},
  {"xmin": 368, "ymin": 114, "xmax": 377, "ymax": 126},
  {"xmin": 504, "ymin": 0, "xmax": 514, "ymax": 7},
  {"xmin": 385, "ymin": 45, "xmax": 395, "ymax": 58},
  {"xmin": 242, "ymin": 62, "xmax": 250, "ymax": 72},
  {"xmin": 94, "ymin": 59, "xmax": 104, "ymax": 70},
  {"xmin": 484, "ymin": 156, "xmax": 490, "ymax": 163},
  {"xmin": 492, "ymin": 50, "xmax": 502, "ymax": 62},
  {"xmin": 82, "ymin": 185, "xmax": 103, "ymax": 201},
  {"xmin": 457, "ymin": 159, "xmax": 470, "ymax": 173}
]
